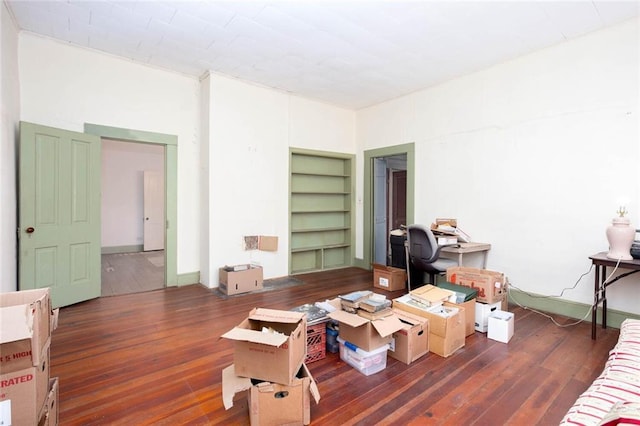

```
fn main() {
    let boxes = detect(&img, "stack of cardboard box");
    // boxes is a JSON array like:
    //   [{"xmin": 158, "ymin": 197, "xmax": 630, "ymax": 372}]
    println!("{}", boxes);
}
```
[
  {"xmin": 221, "ymin": 308, "xmax": 320, "ymax": 425},
  {"xmin": 327, "ymin": 292, "xmax": 408, "ymax": 374},
  {"xmin": 445, "ymin": 267, "xmax": 512, "ymax": 341},
  {"xmin": 393, "ymin": 285, "xmax": 468, "ymax": 358},
  {"xmin": 0, "ymin": 288, "xmax": 59, "ymax": 426}
]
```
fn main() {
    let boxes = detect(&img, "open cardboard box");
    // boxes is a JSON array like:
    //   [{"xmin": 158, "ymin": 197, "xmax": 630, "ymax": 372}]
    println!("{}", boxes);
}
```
[
  {"xmin": 389, "ymin": 309, "xmax": 429, "ymax": 365},
  {"xmin": 393, "ymin": 296, "xmax": 465, "ymax": 358},
  {"xmin": 223, "ymin": 363, "xmax": 320, "ymax": 426},
  {"xmin": 219, "ymin": 264, "xmax": 264, "ymax": 296},
  {"xmin": 327, "ymin": 297, "xmax": 404, "ymax": 352},
  {"xmin": 221, "ymin": 308, "xmax": 307, "ymax": 385},
  {"xmin": 0, "ymin": 288, "xmax": 52, "ymax": 372}
]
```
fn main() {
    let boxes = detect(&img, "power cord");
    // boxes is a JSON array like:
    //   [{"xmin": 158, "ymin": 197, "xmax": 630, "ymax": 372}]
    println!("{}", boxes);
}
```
[{"xmin": 507, "ymin": 256, "xmax": 623, "ymax": 328}]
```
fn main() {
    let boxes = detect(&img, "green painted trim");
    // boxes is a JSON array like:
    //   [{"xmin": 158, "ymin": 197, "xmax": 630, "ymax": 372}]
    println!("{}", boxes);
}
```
[
  {"xmin": 363, "ymin": 143, "xmax": 415, "ymax": 271},
  {"xmin": 178, "ymin": 272, "xmax": 200, "ymax": 286},
  {"xmin": 507, "ymin": 288, "xmax": 640, "ymax": 330},
  {"xmin": 84, "ymin": 123, "xmax": 177, "ymax": 146},
  {"xmin": 101, "ymin": 245, "xmax": 143, "ymax": 254},
  {"xmin": 84, "ymin": 123, "xmax": 178, "ymax": 288},
  {"xmin": 353, "ymin": 258, "xmax": 369, "ymax": 270}
]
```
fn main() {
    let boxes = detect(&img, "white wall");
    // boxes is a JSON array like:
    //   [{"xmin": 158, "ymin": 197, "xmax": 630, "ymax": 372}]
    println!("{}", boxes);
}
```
[
  {"xmin": 18, "ymin": 34, "xmax": 201, "ymax": 275},
  {"xmin": 201, "ymin": 74, "xmax": 355, "ymax": 286},
  {"xmin": 101, "ymin": 139, "xmax": 164, "ymax": 249},
  {"xmin": 0, "ymin": 2, "xmax": 19, "ymax": 293},
  {"xmin": 356, "ymin": 19, "xmax": 640, "ymax": 314}
]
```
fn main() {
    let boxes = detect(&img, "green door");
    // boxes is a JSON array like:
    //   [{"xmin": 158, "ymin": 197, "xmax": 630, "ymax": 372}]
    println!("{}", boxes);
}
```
[{"xmin": 19, "ymin": 122, "xmax": 101, "ymax": 308}]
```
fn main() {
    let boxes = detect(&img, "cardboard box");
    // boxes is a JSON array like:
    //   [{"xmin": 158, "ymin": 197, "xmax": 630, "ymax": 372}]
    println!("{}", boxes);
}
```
[
  {"xmin": 338, "ymin": 337, "xmax": 388, "ymax": 376},
  {"xmin": 446, "ymin": 267, "xmax": 507, "ymax": 304},
  {"xmin": 37, "ymin": 377, "xmax": 59, "ymax": 426},
  {"xmin": 372, "ymin": 263, "xmax": 407, "ymax": 291},
  {"xmin": 221, "ymin": 308, "xmax": 307, "ymax": 385},
  {"xmin": 0, "ymin": 288, "xmax": 52, "ymax": 372},
  {"xmin": 219, "ymin": 265, "xmax": 263, "ymax": 295},
  {"xmin": 488, "ymin": 311, "xmax": 514, "ymax": 343},
  {"xmin": 222, "ymin": 363, "xmax": 320, "ymax": 425},
  {"xmin": 327, "ymin": 308, "xmax": 404, "ymax": 353},
  {"xmin": 389, "ymin": 309, "xmax": 429, "ymax": 364},
  {"xmin": 475, "ymin": 301, "xmax": 502, "ymax": 333},
  {"xmin": 0, "ymin": 346, "xmax": 50, "ymax": 426},
  {"xmin": 393, "ymin": 296, "xmax": 465, "ymax": 357}
]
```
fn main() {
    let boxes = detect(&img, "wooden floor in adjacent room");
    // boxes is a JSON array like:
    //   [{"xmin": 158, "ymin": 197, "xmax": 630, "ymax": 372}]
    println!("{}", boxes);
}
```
[{"xmin": 50, "ymin": 267, "xmax": 620, "ymax": 425}]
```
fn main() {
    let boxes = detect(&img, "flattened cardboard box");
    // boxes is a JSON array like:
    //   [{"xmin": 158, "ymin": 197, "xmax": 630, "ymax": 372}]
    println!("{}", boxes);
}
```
[
  {"xmin": 0, "ymin": 345, "xmax": 50, "ymax": 426},
  {"xmin": 446, "ymin": 267, "xmax": 507, "ymax": 304},
  {"xmin": 372, "ymin": 263, "xmax": 407, "ymax": 291},
  {"xmin": 327, "ymin": 308, "xmax": 404, "ymax": 352},
  {"xmin": 219, "ymin": 265, "xmax": 264, "ymax": 295},
  {"xmin": 0, "ymin": 288, "xmax": 52, "ymax": 372},
  {"xmin": 223, "ymin": 363, "xmax": 320, "ymax": 425},
  {"xmin": 389, "ymin": 309, "xmax": 429, "ymax": 365},
  {"xmin": 221, "ymin": 308, "xmax": 307, "ymax": 386},
  {"xmin": 393, "ymin": 296, "xmax": 465, "ymax": 358}
]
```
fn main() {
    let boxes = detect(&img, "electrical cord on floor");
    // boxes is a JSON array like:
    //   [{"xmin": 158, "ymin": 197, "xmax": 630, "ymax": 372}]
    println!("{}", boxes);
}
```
[{"xmin": 508, "ymin": 256, "xmax": 623, "ymax": 328}]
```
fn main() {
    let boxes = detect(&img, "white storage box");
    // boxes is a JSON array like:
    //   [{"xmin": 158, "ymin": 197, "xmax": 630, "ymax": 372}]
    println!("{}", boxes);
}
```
[
  {"xmin": 487, "ymin": 311, "xmax": 514, "ymax": 343},
  {"xmin": 475, "ymin": 301, "xmax": 502, "ymax": 333},
  {"xmin": 337, "ymin": 337, "xmax": 388, "ymax": 376}
]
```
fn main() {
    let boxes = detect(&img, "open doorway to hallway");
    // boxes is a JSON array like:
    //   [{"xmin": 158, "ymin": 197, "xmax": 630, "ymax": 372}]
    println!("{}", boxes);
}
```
[
  {"xmin": 372, "ymin": 154, "xmax": 408, "ymax": 266},
  {"xmin": 101, "ymin": 139, "xmax": 165, "ymax": 296}
]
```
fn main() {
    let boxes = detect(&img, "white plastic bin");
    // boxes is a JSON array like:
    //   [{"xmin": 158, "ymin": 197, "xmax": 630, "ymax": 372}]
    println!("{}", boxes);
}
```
[{"xmin": 337, "ymin": 337, "xmax": 388, "ymax": 376}]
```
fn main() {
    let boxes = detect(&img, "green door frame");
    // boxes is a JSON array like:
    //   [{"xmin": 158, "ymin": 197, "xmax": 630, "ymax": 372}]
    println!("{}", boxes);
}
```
[
  {"xmin": 84, "ymin": 123, "xmax": 178, "ymax": 287},
  {"xmin": 360, "ymin": 143, "xmax": 415, "ymax": 270}
]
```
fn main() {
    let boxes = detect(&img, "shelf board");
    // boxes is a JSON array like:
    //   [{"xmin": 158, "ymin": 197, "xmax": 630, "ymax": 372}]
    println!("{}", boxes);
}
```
[
  {"xmin": 291, "ymin": 243, "xmax": 350, "ymax": 253},
  {"xmin": 291, "ymin": 191, "xmax": 350, "ymax": 195},
  {"xmin": 291, "ymin": 209, "xmax": 350, "ymax": 214},
  {"xmin": 291, "ymin": 226, "xmax": 349, "ymax": 233},
  {"xmin": 291, "ymin": 171, "xmax": 350, "ymax": 178}
]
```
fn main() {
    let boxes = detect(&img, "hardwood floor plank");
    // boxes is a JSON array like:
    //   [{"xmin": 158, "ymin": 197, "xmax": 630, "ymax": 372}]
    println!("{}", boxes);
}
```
[{"xmin": 50, "ymin": 267, "xmax": 620, "ymax": 425}]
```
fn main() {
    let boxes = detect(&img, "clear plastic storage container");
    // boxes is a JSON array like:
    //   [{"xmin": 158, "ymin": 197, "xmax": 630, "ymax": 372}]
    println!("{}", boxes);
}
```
[{"xmin": 337, "ymin": 337, "xmax": 388, "ymax": 376}]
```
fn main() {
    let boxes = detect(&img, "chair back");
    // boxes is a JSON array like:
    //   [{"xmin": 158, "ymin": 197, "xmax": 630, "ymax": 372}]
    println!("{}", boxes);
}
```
[{"xmin": 407, "ymin": 224, "xmax": 439, "ymax": 270}]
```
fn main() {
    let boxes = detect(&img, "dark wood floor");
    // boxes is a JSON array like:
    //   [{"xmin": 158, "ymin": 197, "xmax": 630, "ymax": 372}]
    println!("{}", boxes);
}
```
[{"xmin": 50, "ymin": 267, "xmax": 620, "ymax": 425}]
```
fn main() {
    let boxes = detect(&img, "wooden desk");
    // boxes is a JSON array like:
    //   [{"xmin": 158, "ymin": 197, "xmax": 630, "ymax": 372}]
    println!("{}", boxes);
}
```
[
  {"xmin": 441, "ymin": 242, "xmax": 491, "ymax": 268},
  {"xmin": 589, "ymin": 252, "xmax": 640, "ymax": 339}
]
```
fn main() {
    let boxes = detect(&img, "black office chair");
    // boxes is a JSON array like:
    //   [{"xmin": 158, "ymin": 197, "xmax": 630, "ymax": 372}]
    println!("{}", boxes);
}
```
[{"xmin": 405, "ymin": 224, "xmax": 458, "ymax": 291}]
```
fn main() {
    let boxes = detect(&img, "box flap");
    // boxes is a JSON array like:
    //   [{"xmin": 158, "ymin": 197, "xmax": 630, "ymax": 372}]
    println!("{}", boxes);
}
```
[
  {"xmin": 370, "ymin": 314, "xmax": 405, "ymax": 337},
  {"xmin": 222, "ymin": 364, "xmax": 252, "ymax": 410},
  {"xmin": 0, "ymin": 304, "xmax": 33, "ymax": 344},
  {"xmin": 327, "ymin": 309, "xmax": 369, "ymax": 328},
  {"xmin": 301, "ymin": 363, "xmax": 321, "ymax": 404},
  {"xmin": 249, "ymin": 308, "xmax": 305, "ymax": 324},
  {"xmin": 392, "ymin": 308, "xmax": 428, "ymax": 326},
  {"xmin": 221, "ymin": 327, "xmax": 289, "ymax": 347},
  {"xmin": 410, "ymin": 285, "xmax": 455, "ymax": 305}
]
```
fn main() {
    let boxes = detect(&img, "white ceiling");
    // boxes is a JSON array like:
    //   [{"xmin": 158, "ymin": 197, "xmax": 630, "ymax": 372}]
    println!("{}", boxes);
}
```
[{"xmin": 6, "ymin": 1, "xmax": 639, "ymax": 109}]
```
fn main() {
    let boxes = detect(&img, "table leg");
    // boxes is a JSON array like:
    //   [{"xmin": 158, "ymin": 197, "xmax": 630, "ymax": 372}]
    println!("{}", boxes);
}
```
[
  {"xmin": 602, "ymin": 265, "xmax": 607, "ymax": 330},
  {"xmin": 592, "ymin": 265, "xmax": 599, "ymax": 339}
]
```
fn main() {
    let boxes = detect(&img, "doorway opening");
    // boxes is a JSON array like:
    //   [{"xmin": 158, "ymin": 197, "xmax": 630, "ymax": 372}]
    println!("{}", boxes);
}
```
[
  {"xmin": 373, "ymin": 155, "xmax": 407, "ymax": 266},
  {"xmin": 363, "ymin": 143, "xmax": 415, "ymax": 270},
  {"xmin": 100, "ymin": 139, "xmax": 166, "ymax": 296}
]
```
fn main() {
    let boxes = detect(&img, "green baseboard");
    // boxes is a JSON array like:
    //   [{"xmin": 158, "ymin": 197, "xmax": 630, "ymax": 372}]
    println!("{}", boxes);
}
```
[{"xmin": 507, "ymin": 288, "xmax": 640, "ymax": 330}]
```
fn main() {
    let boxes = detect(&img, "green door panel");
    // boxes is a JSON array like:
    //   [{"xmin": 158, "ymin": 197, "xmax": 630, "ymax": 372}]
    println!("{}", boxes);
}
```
[{"xmin": 19, "ymin": 122, "xmax": 101, "ymax": 308}]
